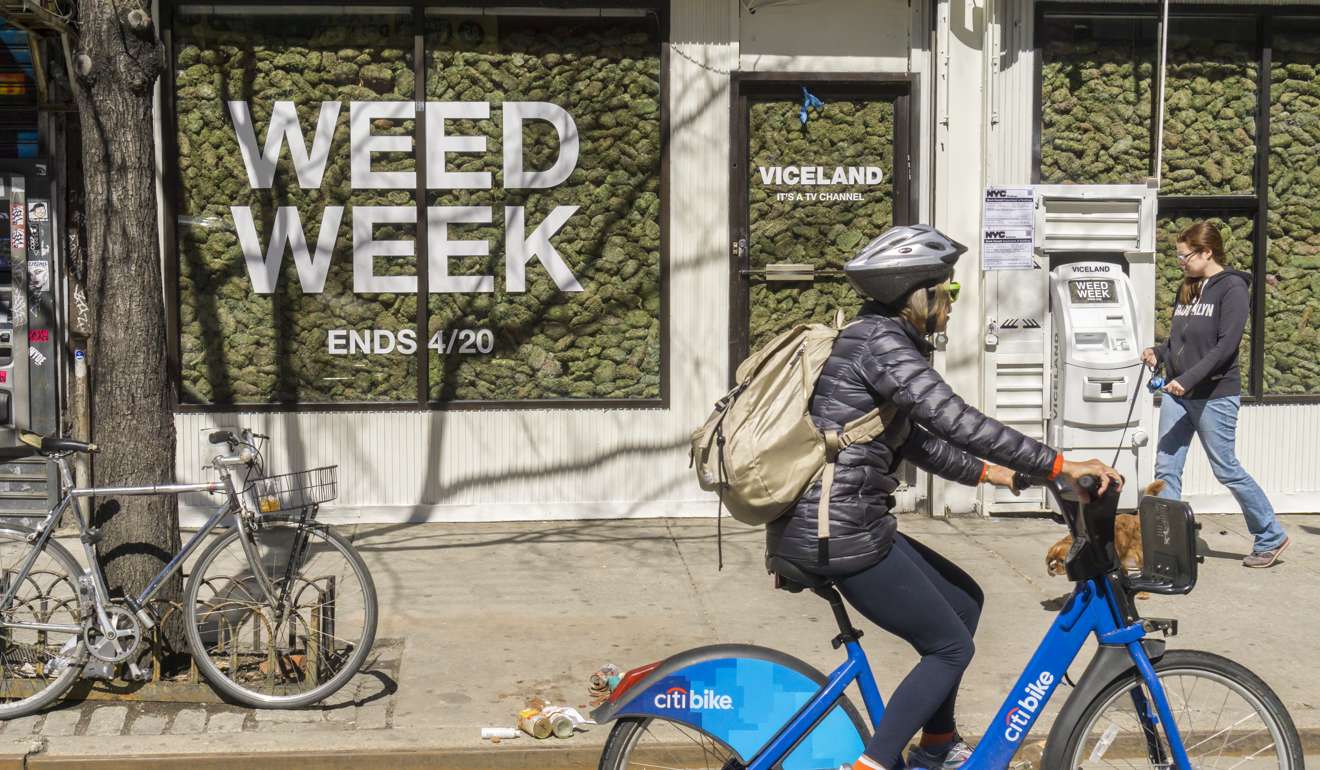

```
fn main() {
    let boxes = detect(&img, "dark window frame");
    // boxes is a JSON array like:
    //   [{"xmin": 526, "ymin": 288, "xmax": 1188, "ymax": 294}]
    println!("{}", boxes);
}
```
[
  {"xmin": 162, "ymin": 0, "xmax": 670, "ymax": 413},
  {"xmin": 727, "ymin": 73, "xmax": 916, "ymax": 378},
  {"xmin": 1034, "ymin": 3, "xmax": 1320, "ymax": 404}
]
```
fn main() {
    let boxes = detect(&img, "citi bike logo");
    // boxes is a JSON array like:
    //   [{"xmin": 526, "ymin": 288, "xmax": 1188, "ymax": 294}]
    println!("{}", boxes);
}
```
[
  {"xmin": 654, "ymin": 686, "xmax": 734, "ymax": 711},
  {"xmin": 1004, "ymin": 671, "xmax": 1055, "ymax": 743}
]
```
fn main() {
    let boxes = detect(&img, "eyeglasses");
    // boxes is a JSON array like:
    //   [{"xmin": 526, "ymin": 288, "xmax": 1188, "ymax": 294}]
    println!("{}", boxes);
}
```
[
  {"xmin": 945, "ymin": 281, "xmax": 961, "ymax": 302},
  {"xmin": 1176, "ymin": 250, "xmax": 1199, "ymax": 263}
]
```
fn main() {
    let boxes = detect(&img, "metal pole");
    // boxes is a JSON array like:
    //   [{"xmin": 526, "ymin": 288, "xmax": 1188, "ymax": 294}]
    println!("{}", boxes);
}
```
[{"xmin": 1154, "ymin": 0, "xmax": 1171, "ymax": 186}]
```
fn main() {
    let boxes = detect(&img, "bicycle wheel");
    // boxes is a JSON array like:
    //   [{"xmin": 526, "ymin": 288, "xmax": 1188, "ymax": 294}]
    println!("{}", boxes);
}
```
[
  {"xmin": 0, "ymin": 527, "xmax": 87, "ymax": 718},
  {"xmin": 184, "ymin": 520, "xmax": 377, "ymax": 708},
  {"xmin": 599, "ymin": 717, "xmax": 743, "ymax": 770},
  {"xmin": 1056, "ymin": 649, "xmax": 1303, "ymax": 769}
]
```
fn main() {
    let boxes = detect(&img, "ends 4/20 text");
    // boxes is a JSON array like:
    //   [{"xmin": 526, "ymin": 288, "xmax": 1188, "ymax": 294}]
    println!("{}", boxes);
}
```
[{"xmin": 327, "ymin": 329, "xmax": 495, "ymax": 355}]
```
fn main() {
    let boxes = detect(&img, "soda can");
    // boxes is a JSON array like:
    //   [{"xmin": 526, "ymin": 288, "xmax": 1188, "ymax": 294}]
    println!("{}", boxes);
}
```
[
  {"xmin": 517, "ymin": 709, "xmax": 552, "ymax": 739},
  {"xmin": 548, "ymin": 712, "xmax": 575, "ymax": 739}
]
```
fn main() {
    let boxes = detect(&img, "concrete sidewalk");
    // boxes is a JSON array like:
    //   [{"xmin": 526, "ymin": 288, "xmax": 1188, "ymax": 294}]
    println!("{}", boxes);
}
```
[{"xmin": 3, "ymin": 511, "xmax": 1318, "ymax": 768}]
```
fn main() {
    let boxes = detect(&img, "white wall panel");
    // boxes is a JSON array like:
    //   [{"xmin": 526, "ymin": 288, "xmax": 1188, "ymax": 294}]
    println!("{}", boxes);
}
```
[
  {"xmin": 737, "ymin": 0, "xmax": 913, "ymax": 73},
  {"xmin": 1178, "ymin": 403, "xmax": 1320, "ymax": 513}
]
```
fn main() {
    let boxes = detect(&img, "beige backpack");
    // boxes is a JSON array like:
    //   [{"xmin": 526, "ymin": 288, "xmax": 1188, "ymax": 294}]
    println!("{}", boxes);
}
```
[{"xmin": 691, "ymin": 310, "xmax": 894, "ymax": 565}]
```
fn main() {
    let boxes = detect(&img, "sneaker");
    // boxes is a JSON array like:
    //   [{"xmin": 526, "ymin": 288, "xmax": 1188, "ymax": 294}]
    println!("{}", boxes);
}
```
[
  {"xmin": 1243, "ymin": 537, "xmax": 1290, "ymax": 568},
  {"xmin": 906, "ymin": 737, "xmax": 973, "ymax": 769}
]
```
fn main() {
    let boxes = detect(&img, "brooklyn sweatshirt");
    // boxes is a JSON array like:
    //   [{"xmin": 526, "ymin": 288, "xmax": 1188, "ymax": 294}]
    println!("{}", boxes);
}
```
[{"xmin": 1153, "ymin": 269, "xmax": 1251, "ymax": 400}]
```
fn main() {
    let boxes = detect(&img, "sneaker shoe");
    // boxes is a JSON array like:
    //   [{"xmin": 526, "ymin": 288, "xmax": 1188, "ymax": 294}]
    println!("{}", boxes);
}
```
[
  {"xmin": 1243, "ymin": 537, "xmax": 1290, "ymax": 568},
  {"xmin": 906, "ymin": 737, "xmax": 973, "ymax": 769}
]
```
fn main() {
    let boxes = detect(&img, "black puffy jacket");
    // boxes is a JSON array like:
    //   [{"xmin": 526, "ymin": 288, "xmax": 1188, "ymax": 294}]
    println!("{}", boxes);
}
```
[{"xmin": 766, "ymin": 302, "xmax": 1058, "ymax": 575}]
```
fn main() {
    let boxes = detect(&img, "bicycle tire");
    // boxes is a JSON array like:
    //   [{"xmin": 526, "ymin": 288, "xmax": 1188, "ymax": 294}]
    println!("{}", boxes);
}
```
[
  {"xmin": 0, "ymin": 527, "xmax": 87, "ymax": 719},
  {"xmin": 598, "ymin": 693, "xmax": 870, "ymax": 770},
  {"xmin": 184, "ymin": 521, "xmax": 377, "ymax": 708},
  {"xmin": 1052, "ymin": 649, "xmax": 1304, "ymax": 769},
  {"xmin": 599, "ymin": 716, "xmax": 746, "ymax": 770}
]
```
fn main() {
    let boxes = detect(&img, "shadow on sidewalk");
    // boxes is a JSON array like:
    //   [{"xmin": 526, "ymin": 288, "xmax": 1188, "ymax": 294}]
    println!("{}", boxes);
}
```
[{"xmin": 349, "ymin": 518, "xmax": 761, "ymax": 554}]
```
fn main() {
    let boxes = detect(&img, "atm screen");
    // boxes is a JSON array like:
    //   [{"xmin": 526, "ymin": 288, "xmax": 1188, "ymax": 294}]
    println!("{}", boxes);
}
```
[{"xmin": 1069, "ymin": 279, "xmax": 1116, "ymax": 304}]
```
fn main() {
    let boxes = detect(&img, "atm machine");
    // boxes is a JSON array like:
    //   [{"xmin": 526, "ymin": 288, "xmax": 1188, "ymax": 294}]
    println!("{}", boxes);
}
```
[
  {"xmin": 982, "ymin": 184, "xmax": 1157, "ymax": 513},
  {"xmin": 0, "ymin": 160, "xmax": 63, "ymax": 524}
]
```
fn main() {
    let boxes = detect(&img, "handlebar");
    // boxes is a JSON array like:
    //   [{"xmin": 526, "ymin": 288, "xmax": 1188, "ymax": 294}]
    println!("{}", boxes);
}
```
[
  {"xmin": 207, "ymin": 428, "xmax": 269, "ymax": 445},
  {"xmin": 1013, "ymin": 471, "xmax": 1127, "ymax": 584},
  {"xmin": 1011, "ymin": 471, "xmax": 1102, "ymax": 500}
]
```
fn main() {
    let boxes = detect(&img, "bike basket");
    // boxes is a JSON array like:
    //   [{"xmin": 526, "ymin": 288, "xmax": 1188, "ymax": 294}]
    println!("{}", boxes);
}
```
[
  {"xmin": 246, "ymin": 466, "xmax": 338, "ymax": 514},
  {"xmin": 1129, "ymin": 495, "xmax": 1199, "ymax": 595}
]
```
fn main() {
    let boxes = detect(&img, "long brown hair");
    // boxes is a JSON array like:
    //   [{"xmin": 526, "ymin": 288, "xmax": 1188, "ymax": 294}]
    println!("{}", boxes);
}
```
[
  {"xmin": 900, "ymin": 283, "xmax": 953, "ymax": 334},
  {"xmin": 1177, "ymin": 221, "xmax": 1227, "ymax": 306}
]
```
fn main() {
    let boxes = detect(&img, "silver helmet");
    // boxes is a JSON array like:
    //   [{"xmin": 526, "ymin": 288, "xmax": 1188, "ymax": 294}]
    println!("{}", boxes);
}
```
[{"xmin": 844, "ymin": 224, "xmax": 966, "ymax": 306}]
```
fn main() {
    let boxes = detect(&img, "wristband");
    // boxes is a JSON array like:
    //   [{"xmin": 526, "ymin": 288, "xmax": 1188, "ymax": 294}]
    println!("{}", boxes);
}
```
[
  {"xmin": 1047, "ymin": 453, "xmax": 1065, "ymax": 481},
  {"xmin": 978, "ymin": 463, "xmax": 989, "ymax": 484}
]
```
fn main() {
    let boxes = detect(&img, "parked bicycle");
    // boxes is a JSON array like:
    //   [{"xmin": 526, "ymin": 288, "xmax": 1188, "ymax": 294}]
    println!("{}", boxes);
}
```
[
  {"xmin": 0, "ymin": 428, "xmax": 377, "ymax": 717},
  {"xmin": 592, "ymin": 475, "xmax": 1303, "ymax": 770}
]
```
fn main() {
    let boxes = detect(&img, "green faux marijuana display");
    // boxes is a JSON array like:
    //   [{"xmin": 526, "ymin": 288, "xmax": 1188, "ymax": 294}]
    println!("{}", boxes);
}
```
[
  {"xmin": 1266, "ymin": 23, "xmax": 1320, "ymax": 395},
  {"xmin": 424, "ymin": 17, "xmax": 661, "ymax": 401},
  {"xmin": 173, "ymin": 12, "xmax": 661, "ymax": 404},
  {"xmin": 747, "ymin": 99, "xmax": 894, "ymax": 349}
]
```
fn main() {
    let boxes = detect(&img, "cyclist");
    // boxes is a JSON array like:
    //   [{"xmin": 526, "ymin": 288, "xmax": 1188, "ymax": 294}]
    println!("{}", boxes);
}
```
[{"xmin": 764, "ymin": 224, "xmax": 1121, "ymax": 770}]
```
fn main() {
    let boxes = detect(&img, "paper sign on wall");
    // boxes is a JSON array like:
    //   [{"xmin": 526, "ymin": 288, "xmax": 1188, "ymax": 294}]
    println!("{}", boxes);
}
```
[{"xmin": 982, "ymin": 187, "xmax": 1035, "ymax": 271}]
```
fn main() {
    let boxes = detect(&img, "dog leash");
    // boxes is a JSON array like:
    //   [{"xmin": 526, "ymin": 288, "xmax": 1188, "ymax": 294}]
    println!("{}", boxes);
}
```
[{"xmin": 1109, "ymin": 364, "xmax": 1154, "ymax": 469}]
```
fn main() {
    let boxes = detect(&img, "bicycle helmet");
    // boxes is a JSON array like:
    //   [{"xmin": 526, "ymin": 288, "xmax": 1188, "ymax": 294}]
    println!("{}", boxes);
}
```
[{"xmin": 844, "ymin": 224, "xmax": 967, "ymax": 306}]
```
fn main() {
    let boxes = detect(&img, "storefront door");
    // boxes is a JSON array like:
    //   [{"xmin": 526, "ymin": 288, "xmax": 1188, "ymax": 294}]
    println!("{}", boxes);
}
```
[{"xmin": 729, "ymin": 75, "xmax": 913, "ymax": 369}]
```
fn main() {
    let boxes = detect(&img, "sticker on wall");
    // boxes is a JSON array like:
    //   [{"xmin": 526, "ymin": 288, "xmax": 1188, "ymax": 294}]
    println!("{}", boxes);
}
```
[
  {"xmin": 0, "ymin": 371, "xmax": 7, "ymax": 384},
  {"xmin": 28, "ymin": 226, "xmax": 49, "ymax": 258},
  {"xmin": 28, "ymin": 329, "xmax": 49, "ymax": 343},
  {"xmin": 28, "ymin": 347, "xmax": 45, "ymax": 366},
  {"xmin": 27, "ymin": 201, "xmax": 47, "ymax": 222},
  {"xmin": 982, "ymin": 187, "xmax": 1035, "ymax": 271},
  {"xmin": 27, "ymin": 260, "xmax": 49, "ymax": 294}
]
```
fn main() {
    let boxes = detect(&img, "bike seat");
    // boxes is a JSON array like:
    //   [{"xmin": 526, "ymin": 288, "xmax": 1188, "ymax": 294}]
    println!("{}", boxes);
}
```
[
  {"xmin": 766, "ymin": 555, "xmax": 833, "ymax": 593},
  {"xmin": 18, "ymin": 432, "xmax": 98, "ymax": 455}
]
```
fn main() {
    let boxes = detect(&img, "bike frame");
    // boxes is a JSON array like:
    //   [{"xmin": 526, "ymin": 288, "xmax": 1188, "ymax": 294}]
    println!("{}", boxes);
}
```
[
  {"xmin": 742, "ymin": 576, "xmax": 1191, "ymax": 770},
  {"xmin": 0, "ymin": 452, "xmax": 266, "ymax": 637}
]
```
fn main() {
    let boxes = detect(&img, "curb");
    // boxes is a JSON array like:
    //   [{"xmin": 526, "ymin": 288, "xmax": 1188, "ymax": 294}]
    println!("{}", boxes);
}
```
[
  {"xmin": 22, "ymin": 747, "xmax": 603, "ymax": 770},
  {"xmin": 18, "ymin": 726, "xmax": 1320, "ymax": 769}
]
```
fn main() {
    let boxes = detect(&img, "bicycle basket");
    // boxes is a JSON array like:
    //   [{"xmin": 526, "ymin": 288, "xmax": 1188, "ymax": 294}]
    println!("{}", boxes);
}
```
[
  {"xmin": 1129, "ymin": 495, "xmax": 1199, "ymax": 595},
  {"xmin": 245, "ymin": 466, "xmax": 338, "ymax": 515}
]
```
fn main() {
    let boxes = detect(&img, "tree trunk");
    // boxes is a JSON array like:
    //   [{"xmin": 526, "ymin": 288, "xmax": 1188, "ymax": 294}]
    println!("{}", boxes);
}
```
[{"xmin": 73, "ymin": 0, "xmax": 183, "ymax": 650}]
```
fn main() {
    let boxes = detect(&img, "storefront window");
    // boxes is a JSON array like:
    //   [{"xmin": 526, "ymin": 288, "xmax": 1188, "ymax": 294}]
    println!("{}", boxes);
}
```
[
  {"xmin": 174, "ymin": 7, "xmax": 418, "ymax": 404},
  {"xmin": 422, "ymin": 11, "xmax": 662, "ymax": 401},
  {"xmin": 172, "ymin": 5, "xmax": 663, "ymax": 406},
  {"xmin": 746, "ymin": 98, "xmax": 894, "ymax": 350},
  {"xmin": 1159, "ymin": 20, "xmax": 1257, "ymax": 196},
  {"xmin": 1039, "ymin": 16, "xmax": 1156, "ymax": 186},
  {"xmin": 1265, "ymin": 18, "xmax": 1320, "ymax": 395},
  {"xmin": 1038, "ymin": 9, "xmax": 1320, "ymax": 399},
  {"xmin": 1156, "ymin": 214, "xmax": 1254, "ymax": 386}
]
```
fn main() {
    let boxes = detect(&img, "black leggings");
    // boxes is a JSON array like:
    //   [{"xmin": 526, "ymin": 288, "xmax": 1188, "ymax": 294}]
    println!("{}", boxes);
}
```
[{"xmin": 832, "ymin": 534, "xmax": 984, "ymax": 768}]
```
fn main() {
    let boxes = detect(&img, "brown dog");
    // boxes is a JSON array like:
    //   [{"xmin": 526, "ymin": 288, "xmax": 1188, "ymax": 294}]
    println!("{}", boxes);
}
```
[{"xmin": 1045, "ymin": 480, "xmax": 1165, "ymax": 577}]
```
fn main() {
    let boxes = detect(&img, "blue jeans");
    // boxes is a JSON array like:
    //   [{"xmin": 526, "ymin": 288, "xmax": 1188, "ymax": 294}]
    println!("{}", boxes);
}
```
[{"xmin": 1155, "ymin": 395, "xmax": 1287, "ymax": 553}]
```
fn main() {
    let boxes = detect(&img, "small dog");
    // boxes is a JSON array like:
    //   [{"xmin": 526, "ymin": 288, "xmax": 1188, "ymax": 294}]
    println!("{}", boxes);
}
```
[{"xmin": 1046, "ymin": 480, "xmax": 1165, "ymax": 577}]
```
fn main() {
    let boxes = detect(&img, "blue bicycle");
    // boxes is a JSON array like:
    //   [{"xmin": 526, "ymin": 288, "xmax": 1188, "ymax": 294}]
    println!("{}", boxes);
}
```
[{"xmin": 592, "ymin": 476, "xmax": 1302, "ymax": 770}]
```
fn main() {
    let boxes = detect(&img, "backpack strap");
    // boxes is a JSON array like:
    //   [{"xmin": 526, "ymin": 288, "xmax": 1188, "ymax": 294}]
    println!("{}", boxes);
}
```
[
  {"xmin": 818, "ymin": 429, "xmax": 843, "ymax": 565},
  {"xmin": 816, "ymin": 404, "xmax": 899, "ymax": 565}
]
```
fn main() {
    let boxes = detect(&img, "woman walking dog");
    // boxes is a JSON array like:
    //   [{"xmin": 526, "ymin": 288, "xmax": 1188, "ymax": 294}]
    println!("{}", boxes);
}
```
[{"xmin": 1142, "ymin": 221, "xmax": 1289, "ymax": 568}]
